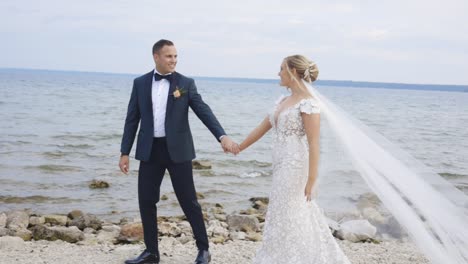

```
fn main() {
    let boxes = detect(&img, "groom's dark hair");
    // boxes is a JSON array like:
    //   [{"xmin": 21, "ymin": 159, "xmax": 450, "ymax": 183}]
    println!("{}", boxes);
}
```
[{"xmin": 152, "ymin": 39, "xmax": 174, "ymax": 54}]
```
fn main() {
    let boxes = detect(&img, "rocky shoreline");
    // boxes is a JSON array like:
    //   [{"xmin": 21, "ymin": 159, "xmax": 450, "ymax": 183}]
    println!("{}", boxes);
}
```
[{"xmin": 0, "ymin": 194, "xmax": 429, "ymax": 263}]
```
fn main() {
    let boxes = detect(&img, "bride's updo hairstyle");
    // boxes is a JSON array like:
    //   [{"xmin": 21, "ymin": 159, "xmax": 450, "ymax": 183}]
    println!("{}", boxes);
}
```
[{"xmin": 284, "ymin": 55, "xmax": 319, "ymax": 83}]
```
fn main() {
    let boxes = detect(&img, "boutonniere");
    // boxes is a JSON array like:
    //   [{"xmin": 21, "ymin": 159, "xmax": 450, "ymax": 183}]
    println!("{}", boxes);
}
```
[{"xmin": 172, "ymin": 86, "xmax": 187, "ymax": 99}]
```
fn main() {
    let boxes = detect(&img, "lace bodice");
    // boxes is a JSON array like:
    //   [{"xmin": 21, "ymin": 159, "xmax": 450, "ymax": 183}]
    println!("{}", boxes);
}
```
[
  {"xmin": 270, "ymin": 95, "xmax": 321, "ymax": 139},
  {"xmin": 269, "ymin": 96, "xmax": 321, "ymax": 172}
]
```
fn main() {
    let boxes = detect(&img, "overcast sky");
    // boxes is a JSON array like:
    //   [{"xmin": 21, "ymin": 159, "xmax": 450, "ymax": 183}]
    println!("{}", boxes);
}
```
[{"xmin": 1, "ymin": 0, "xmax": 467, "ymax": 85}]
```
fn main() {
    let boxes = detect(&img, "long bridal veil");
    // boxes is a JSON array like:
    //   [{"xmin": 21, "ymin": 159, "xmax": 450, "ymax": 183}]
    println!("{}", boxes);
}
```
[{"xmin": 303, "ymin": 80, "xmax": 468, "ymax": 264}]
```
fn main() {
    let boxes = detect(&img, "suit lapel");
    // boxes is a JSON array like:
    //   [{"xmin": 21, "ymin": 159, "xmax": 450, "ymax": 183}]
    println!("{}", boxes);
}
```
[
  {"xmin": 144, "ymin": 70, "xmax": 154, "ymax": 120},
  {"xmin": 165, "ymin": 72, "xmax": 179, "ymax": 115}
]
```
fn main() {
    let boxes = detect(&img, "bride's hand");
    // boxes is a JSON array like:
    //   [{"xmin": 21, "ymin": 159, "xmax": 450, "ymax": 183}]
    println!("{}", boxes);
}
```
[{"xmin": 304, "ymin": 180, "xmax": 315, "ymax": 202}]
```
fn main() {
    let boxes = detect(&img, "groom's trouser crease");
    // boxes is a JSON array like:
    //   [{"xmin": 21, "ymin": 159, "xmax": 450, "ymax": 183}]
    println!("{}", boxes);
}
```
[{"xmin": 138, "ymin": 137, "xmax": 209, "ymax": 254}]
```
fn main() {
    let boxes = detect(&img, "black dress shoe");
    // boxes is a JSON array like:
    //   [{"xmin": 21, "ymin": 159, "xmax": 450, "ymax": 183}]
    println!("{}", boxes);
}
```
[
  {"xmin": 124, "ymin": 250, "xmax": 159, "ymax": 264},
  {"xmin": 194, "ymin": 250, "xmax": 211, "ymax": 264}
]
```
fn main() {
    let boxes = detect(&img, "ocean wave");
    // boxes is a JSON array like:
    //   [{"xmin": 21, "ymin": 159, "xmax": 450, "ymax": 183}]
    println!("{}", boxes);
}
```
[
  {"xmin": 0, "ymin": 195, "xmax": 81, "ymax": 204},
  {"xmin": 217, "ymin": 160, "xmax": 271, "ymax": 168},
  {"xmin": 439, "ymin": 172, "xmax": 467, "ymax": 178},
  {"xmin": 52, "ymin": 133, "xmax": 121, "ymax": 141},
  {"xmin": 240, "ymin": 171, "xmax": 270, "ymax": 178},
  {"xmin": 0, "ymin": 140, "xmax": 32, "ymax": 146},
  {"xmin": 203, "ymin": 189, "xmax": 236, "ymax": 195},
  {"xmin": 58, "ymin": 143, "xmax": 94, "ymax": 149},
  {"xmin": 27, "ymin": 164, "xmax": 83, "ymax": 173},
  {"xmin": 94, "ymin": 133, "xmax": 122, "ymax": 140},
  {"xmin": 6, "ymin": 133, "xmax": 38, "ymax": 138},
  {"xmin": 42, "ymin": 151, "xmax": 69, "ymax": 158},
  {"xmin": 52, "ymin": 135, "xmax": 88, "ymax": 140},
  {"xmin": 42, "ymin": 151, "xmax": 100, "ymax": 159},
  {"xmin": 196, "ymin": 170, "xmax": 216, "ymax": 177},
  {"xmin": 455, "ymin": 183, "xmax": 468, "ymax": 192}
]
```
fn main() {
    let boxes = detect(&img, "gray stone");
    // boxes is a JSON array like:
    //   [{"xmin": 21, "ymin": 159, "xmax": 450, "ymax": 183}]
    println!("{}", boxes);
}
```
[
  {"xmin": 118, "ymin": 222, "xmax": 143, "ymax": 242},
  {"xmin": 214, "ymin": 214, "xmax": 227, "ymax": 221},
  {"xmin": 0, "ymin": 236, "xmax": 25, "ymax": 250},
  {"xmin": 68, "ymin": 214, "xmax": 102, "ymax": 230},
  {"xmin": 229, "ymin": 231, "xmax": 246, "ymax": 240},
  {"xmin": 226, "ymin": 214, "xmax": 260, "ymax": 232},
  {"xmin": 249, "ymin": 197, "xmax": 269, "ymax": 205},
  {"xmin": 67, "ymin": 210, "xmax": 84, "ymax": 220},
  {"xmin": 44, "ymin": 215, "xmax": 68, "ymax": 226},
  {"xmin": 8, "ymin": 228, "xmax": 32, "ymax": 241},
  {"xmin": 211, "ymin": 236, "xmax": 225, "ymax": 244},
  {"xmin": 208, "ymin": 225, "xmax": 229, "ymax": 238},
  {"xmin": 29, "ymin": 216, "xmax": 45, "ymax": 226},
  {"xmin": 89, "ymin": 180, "xmax": 110, "ymax": 189},
  {"xmin": 159, "ymin": 236, "xmax": 179, "ymax": 247},
  {"xmin": 196, "ymin": 192, "xmax": 205, "ymax": 200},
  {"xmin": 32, "ymin": 225, "xmax": 84, "ymax": 243},
  {"xmin": 336, "ymin": 219, "xmax": 377, "ymax": 242},
  {"xmin": 118, "ymin": 217, "xmax": 132, "ymax": 225},
  {"xmin": 77, "ymin": 233, "xmax": 98, "ymax": 246},
  {"xmin": 176, "ymin": 234, "xmax": 192, "ymax": 244},
  {"xmin": 209, "ymin": 207, "xmax": 225, "ymax": 215},
  {"xmin": 83, "ymin": 227, "xmax": 95, "ymax": 234},
  {"xmin": 326, "ymin": 217, "xmax": 341, "ymax": 234},
  {"xmin": 6, "ymin": 211, "xmax": 29, "ymax": 229},
  {"xmin": 0, "ymin": 227, "xmax": 8, "ymax": 236},
  {"xmin": 158, "ymin": 222, "xmax": 182, "ymax": 237},
  {"xmin": 102, "ymin": 225, "xmax": 121, "ymax": 233},
  {"xmin": 246, "ymin": 232, "xmax": 262, "ymax": 242},
  {"xmin": 253, "ymin": 200, "xmax": 268, "ymax": 213},
  {"xmin": 192, "ymin": 160, "xmax": 212, "ymax": 170},
  {"xmin": 96, "ymin": 225, "xmax": 120, "ymax": 244}
]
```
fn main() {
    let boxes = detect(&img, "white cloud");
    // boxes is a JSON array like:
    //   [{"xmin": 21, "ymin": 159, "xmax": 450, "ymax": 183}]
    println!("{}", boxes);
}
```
[{"xmin": 0, "ymin": 0, "xmax": 467, "ymax": 84}]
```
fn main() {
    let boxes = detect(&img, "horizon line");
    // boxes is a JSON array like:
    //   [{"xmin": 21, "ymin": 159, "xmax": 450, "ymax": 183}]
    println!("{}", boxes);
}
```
[{"xmin": 1, "ymin": 67, "xmax": 467, "ymax": 88}]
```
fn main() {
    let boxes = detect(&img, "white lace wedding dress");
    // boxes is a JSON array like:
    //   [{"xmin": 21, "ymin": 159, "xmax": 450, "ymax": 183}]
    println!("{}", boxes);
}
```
[{"xmin": 252, "ymin": 96, "xmax": 351, "ymax": 264}]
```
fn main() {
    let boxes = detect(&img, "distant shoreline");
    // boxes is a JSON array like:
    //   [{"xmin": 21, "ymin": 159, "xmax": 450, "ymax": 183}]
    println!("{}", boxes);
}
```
[{"xmin": 1, "ymin": 67, "xmax": 467, "ymax": 92}]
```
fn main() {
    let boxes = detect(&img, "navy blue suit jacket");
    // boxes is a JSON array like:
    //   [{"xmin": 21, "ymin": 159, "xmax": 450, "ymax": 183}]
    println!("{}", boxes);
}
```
[{"xmin": 120, "ymin": 71, "xmax": 226, "ymax": 163}]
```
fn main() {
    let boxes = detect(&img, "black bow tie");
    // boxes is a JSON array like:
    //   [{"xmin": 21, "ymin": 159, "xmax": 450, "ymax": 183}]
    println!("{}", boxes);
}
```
[{"xmin": 154, "ymin": 72, "xmax": 172, "ymax": 82}]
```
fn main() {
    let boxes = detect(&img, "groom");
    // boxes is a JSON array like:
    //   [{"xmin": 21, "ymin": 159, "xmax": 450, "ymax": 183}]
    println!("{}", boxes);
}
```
[{"xmin": 119, "ymin": 39, "xmax": 237, "ymax": 264}]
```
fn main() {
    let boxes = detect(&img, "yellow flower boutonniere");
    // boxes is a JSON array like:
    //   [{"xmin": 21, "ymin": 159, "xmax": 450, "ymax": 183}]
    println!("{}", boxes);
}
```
[{"xmin": 173, "ymin": 86, "xmax": 187, "ymax": 99}]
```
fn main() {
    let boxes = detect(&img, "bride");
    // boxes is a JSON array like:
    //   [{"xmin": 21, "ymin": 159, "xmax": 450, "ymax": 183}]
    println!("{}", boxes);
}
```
[
  {"xmin": 236, "ymin": 55, "xmax": 350, "ymax": 264},
  {"xmin": 233, "ymin": 54, "xmax": 468, "ymax": 264}
]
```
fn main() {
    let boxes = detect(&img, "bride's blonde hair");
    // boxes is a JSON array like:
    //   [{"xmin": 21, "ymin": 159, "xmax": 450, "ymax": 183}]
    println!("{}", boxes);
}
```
[
  {"xmin": 285, "ymin": 55, "xmax": 319, "ymax": 83},
  {"xmin": 284, "ymin": 55, "xmax": 319, "ymax": 96}
]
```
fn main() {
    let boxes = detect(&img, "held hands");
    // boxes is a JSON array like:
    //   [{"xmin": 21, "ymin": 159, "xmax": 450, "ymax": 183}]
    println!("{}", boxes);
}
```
[
  {"xmin": 119, "ymin": 155, "xmax": 130, "ymax": 174},
  {"xmin": 221, "ymin": 136, "xmax": 241, "ymax": 155}
]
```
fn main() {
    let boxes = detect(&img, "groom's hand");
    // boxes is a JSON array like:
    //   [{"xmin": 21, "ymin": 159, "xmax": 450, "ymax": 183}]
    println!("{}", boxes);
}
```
[
  {"xmin": 119, "ymin": 155, "xmax": 130, "ymax": 174},
  {"xmin": 221, "ymin": 136, "xmax": 240, "ymax": 155}
]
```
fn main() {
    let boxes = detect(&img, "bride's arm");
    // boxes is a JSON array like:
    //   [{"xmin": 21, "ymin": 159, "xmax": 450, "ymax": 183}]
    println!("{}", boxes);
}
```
[
  {"xmin": 239, "ymin": 117, "xmax": 272, "ymax": 152},
  {"xmin": 302, "ymin": 112, "xmax": 320, "ymax": 201}
]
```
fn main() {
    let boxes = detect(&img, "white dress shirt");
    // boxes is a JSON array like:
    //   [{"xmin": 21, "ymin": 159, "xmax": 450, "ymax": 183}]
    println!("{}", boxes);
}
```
[{"xmin": 152, "ymin": 69, "xmax": 171, "ymax": 137}]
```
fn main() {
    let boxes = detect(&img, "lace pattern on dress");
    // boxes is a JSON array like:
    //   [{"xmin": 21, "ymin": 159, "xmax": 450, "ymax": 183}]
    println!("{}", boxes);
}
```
[{"xmin": 253, "ymin": 96, "xmax": 350, "ymax": 264}]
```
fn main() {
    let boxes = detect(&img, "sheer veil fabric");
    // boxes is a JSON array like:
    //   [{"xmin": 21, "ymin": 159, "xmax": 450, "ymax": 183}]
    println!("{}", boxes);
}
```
[{"xmin": 303, "ymin": 80, "xmax": 468, "ymax": 263}]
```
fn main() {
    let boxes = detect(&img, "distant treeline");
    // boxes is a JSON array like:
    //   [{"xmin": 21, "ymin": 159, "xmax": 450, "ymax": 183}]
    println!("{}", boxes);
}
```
[
  {"xmin": 195, "ymin": 76, "xmax": 468, "ymax": 93},
  {"xmin": 1, "ymin": 69, "xmax": 467, "ymax": 93}
]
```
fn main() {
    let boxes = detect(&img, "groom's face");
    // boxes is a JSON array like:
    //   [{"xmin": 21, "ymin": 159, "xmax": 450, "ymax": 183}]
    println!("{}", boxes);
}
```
[{"xmin": 154, "ymin": 45, "xmax": 178, "ymax": 74}]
